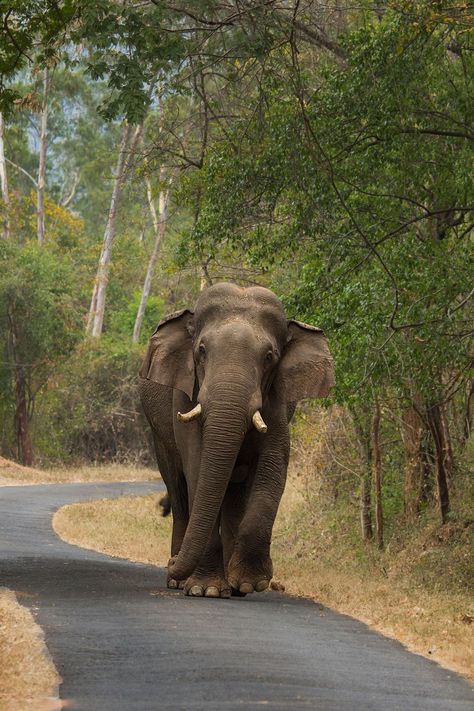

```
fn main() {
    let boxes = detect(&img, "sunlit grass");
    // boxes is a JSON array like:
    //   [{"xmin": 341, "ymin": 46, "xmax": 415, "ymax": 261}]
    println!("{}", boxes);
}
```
[
  {"xmin": 0, "ymin": 456, "xmax": 159, "ymax": 485},
  {"xmin": 0, "ymin": 588, "xmax": 59, "ymax": 711},
  {"xmin": 54, "ymin": 492, "xmax": 172, "ymax": 566}
]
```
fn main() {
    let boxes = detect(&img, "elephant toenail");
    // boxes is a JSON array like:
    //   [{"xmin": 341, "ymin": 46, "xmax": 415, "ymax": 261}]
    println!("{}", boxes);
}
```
[
  {"xmin": 189, "ymin": 585, "xmax": 204, "ymax": 596},
  {"xmin": 167, "ymin": 578, "xmax": 178, "ymax": 589},
  {"xmin": 255, "ymin": 579, "xmax": 269, "ymax": 592},
  {"xmin": 239, "ymin": 582, "xmax": 254, "ymax": 594},
  {"xmin": 204, "ymin": 586, "xmax": 220, "ymax": 598}
]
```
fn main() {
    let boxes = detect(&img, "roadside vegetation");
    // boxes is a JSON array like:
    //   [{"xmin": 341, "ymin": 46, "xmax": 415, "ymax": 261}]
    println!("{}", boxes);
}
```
[
  {"xmin": 0, "ymin": 588, "xmax": 59, "ymax": 711},
  {"xmin": 0, "ymin": 456, "xmax": 159, "ymax": 485}
]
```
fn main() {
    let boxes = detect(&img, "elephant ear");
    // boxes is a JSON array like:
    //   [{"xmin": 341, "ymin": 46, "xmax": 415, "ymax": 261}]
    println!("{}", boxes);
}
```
[
  {"xmin": 139, "ymin": 309, "xmax": 195, "ymax": 399},
  {"xmin": 276, "ymin": 320, "xmax": 335, "ymax": 403}
]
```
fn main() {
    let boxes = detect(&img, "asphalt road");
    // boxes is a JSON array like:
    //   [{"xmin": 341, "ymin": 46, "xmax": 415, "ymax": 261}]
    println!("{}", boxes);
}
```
[{"xmin": 0, "ymin": 482, "xmax": 472, "ymax": 711}]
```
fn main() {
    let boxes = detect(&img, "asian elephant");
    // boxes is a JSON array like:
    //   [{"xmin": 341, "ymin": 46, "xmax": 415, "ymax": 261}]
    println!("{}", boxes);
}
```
[{"xmin": 138, "ymin": 283, "xmax": 334, "ymax": 598}]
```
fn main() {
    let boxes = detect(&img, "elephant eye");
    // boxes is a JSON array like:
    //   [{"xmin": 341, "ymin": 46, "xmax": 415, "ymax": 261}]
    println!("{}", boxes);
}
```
[
  {"xmin": 198, "ymin": 343, "xmax": 206, "ymax": 358},
  {"xmin": 265, "ymin": 350, "xmax": 274, "ymax": 363}
]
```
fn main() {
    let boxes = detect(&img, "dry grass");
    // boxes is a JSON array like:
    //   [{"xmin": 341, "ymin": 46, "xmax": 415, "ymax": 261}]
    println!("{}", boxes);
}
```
[
  {"xmin": 53, "ymin": 493, "xmax": 172, "ymax": 565},
  {"xmin": 272, "ymin": 466, "xmax": 474, "ymax": 682},
  {"xmin": 0, "ymin": 588, "xmax": 60, "ymax": 711},
  {"xmin": 0, "ymin": 456, "xmax": 46, "ymax": 486},
  {"xmin": 0, "ymin": 456, "xmax": 159, "ymax": 486}
]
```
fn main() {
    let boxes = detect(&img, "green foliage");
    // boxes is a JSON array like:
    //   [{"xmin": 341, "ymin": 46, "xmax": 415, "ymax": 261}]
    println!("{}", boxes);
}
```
[
  {"xmin": 0, "ymin": 1, "xmax": 76, "ymax": 113},
  {"xmin": 0, "ymin": 241, "xmax": 82, "ymax": 456},
  {"xmin": 110, "ymin": 291, "xmax": 166, "ymax": 342},
  {"xmin": 181, "ymin": 5, "xmax": 473, "ymax": 409},
  {"xmin": 34, "ymin": 338, "xmax": 152, "ymax": 463},
  {"xmin": 0, "ymin": 241, "xmax": 81, "ymax": 369}
]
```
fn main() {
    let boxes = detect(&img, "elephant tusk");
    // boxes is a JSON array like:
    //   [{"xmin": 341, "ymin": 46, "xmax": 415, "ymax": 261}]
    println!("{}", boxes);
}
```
[
  {"xmin": 252, "ymin": 410, "xmax": 268, "ymax": 433},
  {"xmin": 177, "ymin": 403, "xmax": 202, "ymax": 423}
]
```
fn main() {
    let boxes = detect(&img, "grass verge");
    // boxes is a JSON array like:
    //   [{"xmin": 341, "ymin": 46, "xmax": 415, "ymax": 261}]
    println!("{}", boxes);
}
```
[
  {"xmin": 0, "ymin": 588, "xmax": 60, "ymax": 711},
  {"xmin": 0, "ymin": 456, "xmax": 159, "ymax": 485},
  {"xmin": 53, "ymin": 493, "xmax": 172, "ymax": 565}
]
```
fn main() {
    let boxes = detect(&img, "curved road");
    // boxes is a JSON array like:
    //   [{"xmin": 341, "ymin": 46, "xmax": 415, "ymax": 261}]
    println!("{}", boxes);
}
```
[{"xmin": 0, "ymin": 482, "xmax": 472, "ymax": 711}]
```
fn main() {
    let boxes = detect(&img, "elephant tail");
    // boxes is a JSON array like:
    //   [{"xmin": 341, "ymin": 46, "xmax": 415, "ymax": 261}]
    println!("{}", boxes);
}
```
[{"xmin": 158, "ymin": 493, "xmax": 171, "ymax": 517}]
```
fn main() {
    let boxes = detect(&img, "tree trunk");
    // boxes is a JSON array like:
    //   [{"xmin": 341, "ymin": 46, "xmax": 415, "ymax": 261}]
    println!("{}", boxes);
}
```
[
  {"xmin": 360, "ymin": 471, "xmax": 373, "ymax": 542},
  {"xmin": 441, "ymin": 405, "xmax": 455, "ymax": 480},
  {"xmin": 401, "ymin": 402, "xmax": 428, "ymax": 519},
  {"xmin": 86, "ymin": 123, "xmax": 135, "ymax": 337},
  {"xmin": 371, "ymin": 397, "xmax": 383, "ymax": 549},
  {"xmin": 14, "ymin": 366, "xmax": 34, "ymax": 465},
  {"xmin": 7, "ymin": 307, "xmax": 34, "ymax": 464},
  {"xmin": 461, "ymin": 380, "xmax": 473, "ymax": 448},
  {"xmin": 132, "ymin": 166, "xmax": 169, "ymax": 343},
  {"xmin": 0, "ymin": 112, "xmax": 10, "ymax": 239},
  {"xmin": 37, "ymin": 67, "xmax": 49, "ymax": 247},
  {"xmin": 353, "ymin": 413, "xmax": 373, "ymax": 541},
  {"xmin": 426, "ymin": 402, "xmax": 451, "ymax": 524}
]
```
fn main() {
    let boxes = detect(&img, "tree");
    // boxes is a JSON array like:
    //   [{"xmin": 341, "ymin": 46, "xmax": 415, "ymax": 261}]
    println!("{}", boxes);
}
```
[
  {"xmin": 0, "ymin": 112, "xmax": 10, "ymax": 239},
  {"xmin": 0, "ymin": 242, "xmax": 81, "ymax": 463},
  {"xmin": 132, "ymin": 163, "xmax": 170, "ymax": 343},
  {"xmin": 86, "ymin": 122, "xmax": 144, "ymax": 338},
  {"xmin": 177, "ymin": 3, "xmax": 473, "ymax": 526},
  {"xmin": 36, "ymin": 66, "xmax": 50, "ymax": 246}
]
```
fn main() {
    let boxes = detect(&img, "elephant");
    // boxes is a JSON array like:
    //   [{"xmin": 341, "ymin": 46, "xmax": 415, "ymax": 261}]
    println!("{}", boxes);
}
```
[{"xmin": 139, "ymin": 282, "xmax": 334, "ymax": 598}]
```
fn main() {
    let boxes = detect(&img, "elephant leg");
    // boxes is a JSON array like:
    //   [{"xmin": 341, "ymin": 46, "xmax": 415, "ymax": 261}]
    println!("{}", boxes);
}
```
[
  {"xmin": 228, "ymin": 439, "xmax": 289, "ymax": 594},
  {"xmin": 169, "ymin": 472, "xmax": 189, "ymax": 557},
  {"xmin": 182, "ymin": 517, "xmax": 231, "ymax": 598},
  {"xmin": 221, "ymin": 481, "xmax": 251, "ymax": 597},
  {"xmin": 151, "ymin": 433, "xmax": 189, "ymax": 590},
  {"xmin": 221, "ymin": 482, "xmax": 248, "ymax": 573},
  {"xmin": 175, "ymin": 472, "xmax": 229, "ymax": 598}
]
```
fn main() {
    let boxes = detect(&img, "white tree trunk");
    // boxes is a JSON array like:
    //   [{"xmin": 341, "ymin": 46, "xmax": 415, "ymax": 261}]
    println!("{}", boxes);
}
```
[
  {"xmin": 37, "ymin": 67, "xmax": 49, "ymax": 247},
  {"xmin": 132, "ymin": 166, "xmax": 169, "ymax": 343},
  {"xmin": 86, "ymin": 123, "xmax": 142, "ymax": 338},
  {"xmin": 0, "ymin": 112, "xmax": 10, "ymax": 239}
]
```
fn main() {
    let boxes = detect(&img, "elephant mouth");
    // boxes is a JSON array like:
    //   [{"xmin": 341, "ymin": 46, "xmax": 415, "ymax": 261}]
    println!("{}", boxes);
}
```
[{"xmin": 177, "ymin": 404, "xmax": 268, "ymax": 433}]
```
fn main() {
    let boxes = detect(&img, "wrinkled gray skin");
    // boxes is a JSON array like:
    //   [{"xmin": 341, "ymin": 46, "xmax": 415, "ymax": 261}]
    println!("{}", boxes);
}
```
[{"xmin": 139, "ymin": 283, "xmax": 334, "ymax": 598}]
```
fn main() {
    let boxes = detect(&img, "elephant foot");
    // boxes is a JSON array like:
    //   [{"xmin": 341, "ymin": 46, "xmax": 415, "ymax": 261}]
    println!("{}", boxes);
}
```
[
  {"xmin": 183, "ymin": 572, "xmax": 231, "ymax": 599},
  {"xmin": 167, "ymin": 556, "xmax": 185, "ymax": 590},
  {"xmin": 227, "ymin": 552, "xmax": 273, "ymax": 594}
]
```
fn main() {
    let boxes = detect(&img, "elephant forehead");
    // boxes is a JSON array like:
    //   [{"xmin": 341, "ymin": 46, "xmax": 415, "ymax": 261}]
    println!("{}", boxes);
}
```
[
  {"xmin": 194, "ymin": 283, "xmax": 286, "ymax": 332},
  {"xmin": 195, "ymin": 306, "xmax": 287, "ymax": 344}
]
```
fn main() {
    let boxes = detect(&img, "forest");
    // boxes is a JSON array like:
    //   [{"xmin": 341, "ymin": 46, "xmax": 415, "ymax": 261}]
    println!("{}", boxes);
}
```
[{"xmin": 0, "ymin": 1, "xmax": 472, "ymax": 569}]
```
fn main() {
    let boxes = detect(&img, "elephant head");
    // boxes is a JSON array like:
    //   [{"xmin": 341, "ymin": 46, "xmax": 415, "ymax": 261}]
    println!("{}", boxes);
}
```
[{"xmin": 140, "ymin": 283, "xmax": 334, "ymax": 579}]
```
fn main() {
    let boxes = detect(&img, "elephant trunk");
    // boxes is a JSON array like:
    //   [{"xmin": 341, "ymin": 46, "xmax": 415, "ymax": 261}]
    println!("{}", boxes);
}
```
[{"xmin": 168, "ymin": 380, "xmax": 250, "ymax": 581}]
